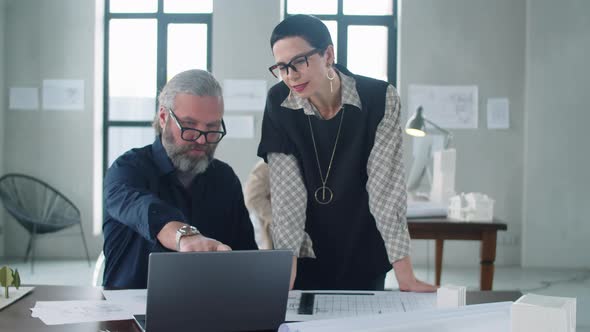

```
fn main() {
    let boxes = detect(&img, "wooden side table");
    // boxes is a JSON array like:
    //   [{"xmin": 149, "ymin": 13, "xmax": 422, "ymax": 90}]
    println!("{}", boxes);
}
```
[{"xmin": 407, "ymin": 218, "xmax": 507, "ymax": 290}]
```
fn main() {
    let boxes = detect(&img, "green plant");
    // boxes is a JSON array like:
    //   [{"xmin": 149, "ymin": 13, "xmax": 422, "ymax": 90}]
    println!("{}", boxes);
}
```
[{"xmin": 0, "ymin": 266, "xmax": 21, "ymax": 298}]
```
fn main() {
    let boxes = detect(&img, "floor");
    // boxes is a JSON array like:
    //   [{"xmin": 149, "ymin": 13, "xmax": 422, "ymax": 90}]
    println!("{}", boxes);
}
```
[{"xmin": 3, "ymin": 258, "xmax": 588, "ymax": 331}]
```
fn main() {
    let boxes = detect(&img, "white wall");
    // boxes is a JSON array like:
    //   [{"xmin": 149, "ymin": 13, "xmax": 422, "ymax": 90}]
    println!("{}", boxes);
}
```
[
  {"xmin": 0, "ymin": 0, "xmax": 6, "ymax": 256},
  {"xmin": 522, "ymin": 0, "xmax": 590, "ymax": 268},
  {"xmin": 212, "ymin": 0, "xmax": 281, "ymax": 182},
  {"xmin": 399, "ymin": 0, "xmax": 526, "ymax": 266},
  {"xmin": 3, "ymin": 0, "xmax": 99, "ymax": 258}
]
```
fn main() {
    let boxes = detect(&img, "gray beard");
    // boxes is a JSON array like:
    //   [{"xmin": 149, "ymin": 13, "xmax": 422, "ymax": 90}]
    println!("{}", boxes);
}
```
[
  {"xmin": 161, "ymin": 130, "xmax": 215, "ymax": 176},
  {"xmin": 172, "ymin": 154, "xmax": 210, "ymax": 175}
]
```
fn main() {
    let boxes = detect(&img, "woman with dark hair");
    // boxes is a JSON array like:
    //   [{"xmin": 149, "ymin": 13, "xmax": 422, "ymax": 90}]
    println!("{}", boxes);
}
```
[{"xmin": 258, "ymin": 14, "xmax": 435, "ymax": 292}]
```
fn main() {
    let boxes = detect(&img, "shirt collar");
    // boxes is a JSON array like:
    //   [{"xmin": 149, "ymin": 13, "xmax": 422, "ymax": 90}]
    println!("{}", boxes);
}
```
[
  {"xmin": 151, "ymin": 136, "xmax": 176, "ymax": 175},
  {"xmin": 280, "ymin": 68, "xmax": 362, "ymax": 115}
]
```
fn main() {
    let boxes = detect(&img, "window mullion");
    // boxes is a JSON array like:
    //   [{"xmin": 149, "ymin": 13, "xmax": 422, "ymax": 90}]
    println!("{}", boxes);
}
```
[
  {"xmin": 156, "ymin": 18, "xmax": 168, "ymax": 113},
  {"xmin": 206, "ymin": 16, "xmax": 213, "ymax": 72},
  {"xmin": 103, "ymin": 0, "xmax": 111, "ymax": 175}
]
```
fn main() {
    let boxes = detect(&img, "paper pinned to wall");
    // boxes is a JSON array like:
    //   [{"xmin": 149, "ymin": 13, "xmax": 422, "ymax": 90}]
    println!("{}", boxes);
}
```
[
  {"xmin": 9, "ymin": 87, "xmax": 39, "ymax": 110},
  {"xmin": 408, "ymin": 85, "xmax": 478, "ymax": 129},
  {"xmin": 223, "ymin": 79, "xmax": 267, "ymax": 111},
  {"xmin": 486, "ymin": 98, "xmax": 510, "ymax": 129},
  {"xmin": 42, "ymin": 79, "xmax": 85, "ymax": 111},
  {"xmin": 224, "ymin": 115, "xmax": 255, "ymax": 139}
]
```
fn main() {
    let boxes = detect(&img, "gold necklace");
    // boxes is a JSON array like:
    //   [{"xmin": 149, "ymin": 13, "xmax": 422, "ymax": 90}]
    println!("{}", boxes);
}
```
[{"xmin": 307, "ymin": 108, "xmax": 345, "ymax": 205}]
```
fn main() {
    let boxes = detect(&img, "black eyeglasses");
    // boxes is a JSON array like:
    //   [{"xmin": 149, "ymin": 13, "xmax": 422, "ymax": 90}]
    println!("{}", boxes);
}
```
[
  {"xmin": 167, "ymin": 109, "xmax": 227, "ymax": 144},
  {"xmin": 268, "ymin": 48, "xmax": 323, "ymax": 79}
]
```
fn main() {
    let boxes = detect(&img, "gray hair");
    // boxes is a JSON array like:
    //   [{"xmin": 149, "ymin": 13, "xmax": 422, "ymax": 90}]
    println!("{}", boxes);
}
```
[{"xmin": 153, "ymin": 69, "xmax": 223, "ymax": 134}]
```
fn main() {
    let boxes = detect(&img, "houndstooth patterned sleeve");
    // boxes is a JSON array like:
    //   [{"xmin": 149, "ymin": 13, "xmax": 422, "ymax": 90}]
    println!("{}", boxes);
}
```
[
  {"xmin": 366, "ymin": 85, "xmax": 411, "ymax": 264},
  {"xmin": 267, "ymin": 152, "xmax": 316, "ymax": 258}
]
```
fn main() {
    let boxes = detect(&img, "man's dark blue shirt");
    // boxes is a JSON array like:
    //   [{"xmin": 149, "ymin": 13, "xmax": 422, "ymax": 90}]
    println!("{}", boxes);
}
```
[{"xmin": 103, "ymin": 137, "xmax": 257, "ymax": 289}]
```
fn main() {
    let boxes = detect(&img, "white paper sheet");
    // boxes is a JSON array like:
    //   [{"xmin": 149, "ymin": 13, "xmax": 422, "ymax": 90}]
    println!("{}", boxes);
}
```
[
  {"xmin": 223, "ymin": 79, "xmax": 267, "ymax": 111},
  {"xmin": 408, "ymin": 85, "xmax": 478, "ymax": 129},
  {"xmin": 280, "ymin": 302, "xmax": 512, "ymax": 332},
  {"xmin": 9, "ymin": 87, "xmax": 39, "ymax": 110},
  {"xmin": 286, "ymin": 290, "xmax": 436, "ymax": 322},
  {"xmin": 224, "ymin": 115, "xmax": 255, "ymax": 138},
  {"xmin": 0, "ymin": 287, "xmax": 34, "ymax": 310},
  {"xmin": 30, "ymin": 300, "xmax": 133, "ymax": 325},
  {"xmin": 102, "ymin": 289, "xmax": 147, "ymax": 315},
  {"xmin": 487, "ymin": 98, "xmax": 510, "ymax": 129},
  {"xmin": 42, "ymin": 79, "xmax": 85, "ymax": 111}
]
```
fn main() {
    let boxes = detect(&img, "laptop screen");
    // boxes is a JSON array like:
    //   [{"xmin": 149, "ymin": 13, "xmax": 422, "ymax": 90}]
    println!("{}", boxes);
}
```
[{"xmin": 144, "ymin": 250, "xmax": 292, "ymax": 332}]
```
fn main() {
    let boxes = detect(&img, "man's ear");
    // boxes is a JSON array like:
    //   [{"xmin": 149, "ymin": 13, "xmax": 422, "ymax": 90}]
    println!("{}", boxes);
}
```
[{"xmin": 158, "ymin": 107, "xmax": 167, "ymax": 130}]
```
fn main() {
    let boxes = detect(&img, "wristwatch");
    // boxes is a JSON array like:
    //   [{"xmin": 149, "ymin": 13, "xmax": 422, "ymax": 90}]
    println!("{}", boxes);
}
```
[{"xmin": 175, "ymin": 225, "xmax": 200, "ymax": 251}]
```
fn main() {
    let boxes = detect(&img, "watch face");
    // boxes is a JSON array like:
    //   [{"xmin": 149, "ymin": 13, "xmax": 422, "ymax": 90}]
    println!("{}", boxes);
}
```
[{"xmin": 180, "ymin": 225, "xmax": 198, "ymax": 235}]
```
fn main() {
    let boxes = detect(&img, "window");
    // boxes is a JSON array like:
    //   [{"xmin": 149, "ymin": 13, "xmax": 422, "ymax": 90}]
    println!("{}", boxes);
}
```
[
  {"xmin": 285, "ymin": 0, "xmax": 397, "ymax": 83},
  {"xmin": 103, "ymin": 0, "xmax": 212, "ymax": 171}
]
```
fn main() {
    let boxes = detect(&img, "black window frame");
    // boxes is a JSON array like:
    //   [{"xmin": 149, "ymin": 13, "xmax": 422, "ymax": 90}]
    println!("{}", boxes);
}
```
[
  {"xmin": 284, "ymin": 0, "xmax": 397, "ymax": 84},
  {"xmin": 103, "ymin": 0, "xmax": 212, "ymax": 173}
]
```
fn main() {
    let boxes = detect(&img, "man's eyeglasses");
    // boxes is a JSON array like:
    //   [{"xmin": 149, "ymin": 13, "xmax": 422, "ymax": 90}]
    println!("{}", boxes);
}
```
[
  {"xmin": 268, "ymin": 48, "xmax": 323, "ymax": 79},
  {"xmin": 167, "ymin": 109, "xmax": 226, "ymax": 144}
]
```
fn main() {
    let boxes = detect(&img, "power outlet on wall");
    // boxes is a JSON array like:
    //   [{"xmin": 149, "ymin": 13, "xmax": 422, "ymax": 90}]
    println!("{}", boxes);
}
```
[{"xmin": 498, "ymin": 232, "xmax": 520, "ymax": 246}]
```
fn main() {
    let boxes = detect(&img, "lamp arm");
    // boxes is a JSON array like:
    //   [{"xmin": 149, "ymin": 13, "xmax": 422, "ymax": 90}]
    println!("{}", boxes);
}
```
[{"xmin": 424, "ymin": 118, "xmax": 453, "ymax": 148}]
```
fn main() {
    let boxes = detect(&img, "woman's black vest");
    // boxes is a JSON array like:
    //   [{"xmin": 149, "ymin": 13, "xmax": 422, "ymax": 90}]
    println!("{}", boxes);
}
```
[{"xmin": 258, "ymin": 65, "xmax": 393, "ymax": 290}]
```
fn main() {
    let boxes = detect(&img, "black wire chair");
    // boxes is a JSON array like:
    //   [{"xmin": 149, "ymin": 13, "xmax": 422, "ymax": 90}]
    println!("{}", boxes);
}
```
[{"xmin": 0, "ymin": 173, "xmax": 91, "ymax": 272}]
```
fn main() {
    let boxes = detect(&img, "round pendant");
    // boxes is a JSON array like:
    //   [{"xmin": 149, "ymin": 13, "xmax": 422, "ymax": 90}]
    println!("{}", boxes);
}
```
[{"xmin": 314, "ymin": 186, "xmax": 334, "ymax": 205}]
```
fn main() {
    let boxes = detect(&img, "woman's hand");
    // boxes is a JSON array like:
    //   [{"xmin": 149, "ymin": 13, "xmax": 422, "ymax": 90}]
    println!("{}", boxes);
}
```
[{"xmin": 393, "ymin": 256, "xmax": 437, "ymax": 292}]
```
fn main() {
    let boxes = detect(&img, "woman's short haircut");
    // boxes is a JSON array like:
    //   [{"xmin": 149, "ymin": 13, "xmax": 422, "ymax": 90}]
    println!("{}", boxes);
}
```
[{"xmin": 270, "ymin": 14, "xmax": 333, "ymax": 52}]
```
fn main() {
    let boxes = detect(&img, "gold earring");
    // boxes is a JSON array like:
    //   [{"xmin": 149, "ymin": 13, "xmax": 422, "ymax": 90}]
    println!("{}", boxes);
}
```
[{"xmin": 326, "ymin": 67, "xmax": 336, "ymax": 93}]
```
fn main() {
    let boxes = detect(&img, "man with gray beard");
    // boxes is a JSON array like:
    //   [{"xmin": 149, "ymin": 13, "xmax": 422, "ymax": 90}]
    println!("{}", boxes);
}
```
[{"xmin": 102, "ymin": 69, "xmax": 257, "ymax": 289}]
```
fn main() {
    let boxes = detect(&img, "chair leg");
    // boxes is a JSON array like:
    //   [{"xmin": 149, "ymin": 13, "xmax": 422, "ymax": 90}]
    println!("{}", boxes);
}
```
[
  {"xmin": 30, "ymin": 226, "xmax": 36, "ymax": 274},
  {"xmin": 24, "ymin": 234, "xmax": 34, "ymax": 262},
  {"xmin": 78, "ymin": 223, "xmax": 92, "ymax": 267}
]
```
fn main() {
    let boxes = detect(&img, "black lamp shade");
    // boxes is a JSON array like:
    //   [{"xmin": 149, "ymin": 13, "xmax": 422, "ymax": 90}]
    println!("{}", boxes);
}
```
[{"xmin": 405, "ymin": 106, "xmax": 426, "ymax": 137}]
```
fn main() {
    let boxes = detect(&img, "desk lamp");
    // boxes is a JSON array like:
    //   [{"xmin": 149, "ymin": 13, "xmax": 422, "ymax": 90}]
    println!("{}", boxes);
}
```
[
  {"xmin": 405, "ymin": 106, "xmax": 453, "ymax": 148},
  {"xmin": 405, "ymin": 105, "xmax": 456, "ymax": 205}
]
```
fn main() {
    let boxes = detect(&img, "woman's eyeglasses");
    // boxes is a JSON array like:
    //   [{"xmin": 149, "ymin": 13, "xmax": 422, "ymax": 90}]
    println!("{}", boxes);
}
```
[{"xmin": 268, "ymin": 48, "xmax": 323, "ymax": 79}]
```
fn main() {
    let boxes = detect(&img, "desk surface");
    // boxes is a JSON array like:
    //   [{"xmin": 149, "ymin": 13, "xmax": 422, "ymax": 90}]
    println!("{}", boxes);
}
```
[
  {"xmin": 0, "ymin": 285, "xmax": 522, "ymax": 332},
  {"xmin": 407, "ymin": 217, "xmax": 507, "ymax": 231},
  {"xmin": 0, "ymin": 285, "xmax": 141, "ymax": 332}
]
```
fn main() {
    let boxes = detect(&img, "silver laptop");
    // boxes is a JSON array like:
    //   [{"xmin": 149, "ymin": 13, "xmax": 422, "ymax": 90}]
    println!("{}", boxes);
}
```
[{"xmin": 135, "ymin": 250, "xmax": 292, "ymax": 332}]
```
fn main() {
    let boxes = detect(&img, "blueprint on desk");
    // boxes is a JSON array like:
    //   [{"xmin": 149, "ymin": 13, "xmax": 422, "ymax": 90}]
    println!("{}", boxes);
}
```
[
  {"xmin": 280, "ymin": 301, "xmax": 512, "ymax": 332},
  {"xmin": 286, "ymin": 290, "xmax": 436, "ymax": 322}
]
